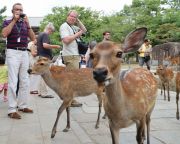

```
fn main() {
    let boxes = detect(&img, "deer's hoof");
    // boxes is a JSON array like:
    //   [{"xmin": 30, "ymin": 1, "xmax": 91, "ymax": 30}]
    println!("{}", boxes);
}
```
[
  {"xmin": 95, "ymin": 124, "xmax": 99, "ymax": 129},
  {"xmin": 51, "ymin": 131, "xmax": 56, "ymax": 138},
  {"xmin": 176, "ymin": 112, "xmax": 179, "ymax": 120},
  {"xmin": 63, "ymin": 128, "xmax": 70, "ymax": 132}
]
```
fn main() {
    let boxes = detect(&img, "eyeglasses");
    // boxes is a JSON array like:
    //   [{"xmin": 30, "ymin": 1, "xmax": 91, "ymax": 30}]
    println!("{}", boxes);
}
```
[
  {"xmin": 69, "ymin": 14, "xmax": 77, "ymax": 19},
  {"xmin": 13, "ymin": 8, "xmax": 23, "ymax": 12}
]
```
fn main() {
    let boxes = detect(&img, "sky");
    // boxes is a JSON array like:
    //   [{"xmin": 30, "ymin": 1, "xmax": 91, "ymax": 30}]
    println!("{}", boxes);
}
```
[{"xmin": 0, "ymin": 0, "xmax": 132, "ymax": 17}]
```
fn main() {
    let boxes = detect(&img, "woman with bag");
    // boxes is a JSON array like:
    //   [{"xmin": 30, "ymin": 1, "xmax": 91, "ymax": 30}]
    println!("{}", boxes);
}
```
[{"xmin": 138, "ymin": 39, "xmax": 152, "ymax": 70}]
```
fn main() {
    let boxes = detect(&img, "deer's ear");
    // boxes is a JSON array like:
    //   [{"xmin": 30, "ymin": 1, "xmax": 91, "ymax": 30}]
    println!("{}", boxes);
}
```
[{"xmin": 123, "ymin": 27, "xmax": 147, "ymax": 53}]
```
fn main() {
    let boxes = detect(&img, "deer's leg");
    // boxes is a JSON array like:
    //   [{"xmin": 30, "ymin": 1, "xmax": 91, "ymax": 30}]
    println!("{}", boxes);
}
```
[
  {"xmin": 136, "ymin": 119, "xmax": 145, "ymax": 144},
  {"xmin": 163, "ymin": 84, "xmax": 166, "ymax": 100},
  {"xmin": 160, "ymin": 83, "xmax": 163, "ymax": 95},
  {"xmin": 95, "ymin": 89, "xmax": 105, "ymax": 128},
  {"xmin": 51, "ymin": 100, "xmax": 71, "ymax": 138},
  {"xmin": 167, "ymin": 83, "xmax": 170, "ymax": 101},
  {"xmin": 102, "ymin": 113, "xmax": 107, "ymax": 119},
  {"xmin": 146, "ymin": 106, "xmax": 154, "ymax": 144},
  {"xmin": 95, "ymin": 99, "xmax": 102, "ymax": 129},
  {"xmin": 63, "ymin": 107, "xmax": 71, "ymax": 132},
  {"xmin": 176, "ymin": 89, "xmax": 179, "ymax": 120},
  {"xmin": 109, "ymin": 121, "xmax": 120, "ymax": 144}
]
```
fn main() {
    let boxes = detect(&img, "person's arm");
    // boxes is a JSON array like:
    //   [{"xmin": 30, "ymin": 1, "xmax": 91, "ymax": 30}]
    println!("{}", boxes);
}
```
[
  {"xmin": 1, "ymin": 18, "xmax": 18, "ymax": 38},
  {"xmin": 85, "ymin": 48, "xmax": 90, "ymax": 62},
  {"xmin": 60, "ymin": 24, "xmax": 83, "ymax": 44},
  {"xmin": 76, "ymin": 19, "xmax": 87, "ymax": 33},
  {"xmin": 138, "ymin": 44, "xmax": 145, "ymax": 53},
  {"xmin": 43, "ymin": 43, "xmax": 60, "ymax": 49},
  {"xmin": 24, "ymin": 16, "xmax": 35, "ymax": 41},
  {"xmin": 61, "ymin": 30, "xmax": 83, "ymax": 44},
  {"xmin": 42, "ymin": 33, "xmax": 60, "ymax": 49},
  {"xmin": 30, "ymin": 43, "xmax": 37, "ymax": 56}
]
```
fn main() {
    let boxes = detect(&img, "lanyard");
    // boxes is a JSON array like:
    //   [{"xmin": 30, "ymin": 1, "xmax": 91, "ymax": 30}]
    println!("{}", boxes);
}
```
[{"xmin": 15, "ymin": 22, "xmax": 22, "ymax": 37}]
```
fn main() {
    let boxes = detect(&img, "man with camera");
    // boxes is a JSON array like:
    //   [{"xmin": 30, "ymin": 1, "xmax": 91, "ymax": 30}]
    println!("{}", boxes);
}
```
[
  {"xmin": 59, "ymin": 10, "xmax": 87, "ymax": 107},
  {"xmin": 1, "ymin": 3, "xmax": 35, "ymax": 119}
]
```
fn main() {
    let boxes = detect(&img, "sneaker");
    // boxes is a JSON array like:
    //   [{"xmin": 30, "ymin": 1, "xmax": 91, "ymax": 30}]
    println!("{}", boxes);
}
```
[{"xmin": 8, "ymin": 112, "xmax": 21, "ymax": 119}]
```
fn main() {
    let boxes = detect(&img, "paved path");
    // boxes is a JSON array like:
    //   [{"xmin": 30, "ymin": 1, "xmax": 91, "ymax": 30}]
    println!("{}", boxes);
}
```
[{"xmin": 0, "ymin": 88, "xmax": 180, "ymax": 144}]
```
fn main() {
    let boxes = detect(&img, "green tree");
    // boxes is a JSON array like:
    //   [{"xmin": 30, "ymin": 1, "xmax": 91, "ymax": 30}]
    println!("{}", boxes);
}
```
[
  {"xmin": 39, "ymin": 1, "xmax": 180, "ymax": 56},
  {"xmin": 40, "ymin": 6, "xmax": 102, "ymax": 55}
]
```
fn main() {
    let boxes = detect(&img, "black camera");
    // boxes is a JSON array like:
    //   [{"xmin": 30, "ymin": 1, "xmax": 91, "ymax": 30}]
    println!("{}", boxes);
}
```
[{"xmin": 20, "ymin": 13, "xmax": 26, "ymax": 19}]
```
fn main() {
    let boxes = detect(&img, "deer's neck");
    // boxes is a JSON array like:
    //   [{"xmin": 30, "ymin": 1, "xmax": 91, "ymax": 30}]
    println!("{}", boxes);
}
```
[
  {"xmin": 41, "ymin": 70, "xmax": 61, "ymax": 95},
  {"xmin": 105, "ymin": 76, "xmax": 124, "ymax": 107}
]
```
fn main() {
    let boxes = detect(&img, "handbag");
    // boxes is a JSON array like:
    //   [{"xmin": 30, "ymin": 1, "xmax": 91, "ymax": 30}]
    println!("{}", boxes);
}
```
[
  {"xmin": 66, "ymin": 22, "xmax": 88, "ymax": 55},
  {"xmin": 144, "ymin": 55, "xmax": 150, "ymax": 62},
  {"xmin": 76, "ymin": 39, "xmax": 88, "ymax": 55}
]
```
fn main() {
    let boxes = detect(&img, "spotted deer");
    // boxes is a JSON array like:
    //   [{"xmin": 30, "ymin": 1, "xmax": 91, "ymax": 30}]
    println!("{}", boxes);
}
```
[
  {"xmin": 91, "ymin": 28, "xmax": 158, "ymax": 144},
  {"xmin": 28, "ymin": 58, "xmax": 104, "ymax": 138},
  {"xmin": 155, "ymin": 65, "xmax": 174, "ymax": 101},
  {"xmin": 176, "ymin": 72, "xmax": 180, "ymax": 120}
]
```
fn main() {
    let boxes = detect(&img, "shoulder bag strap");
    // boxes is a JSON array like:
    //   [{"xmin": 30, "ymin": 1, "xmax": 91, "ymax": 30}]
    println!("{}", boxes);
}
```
[{"xmin": 66, "ymin": 22, "xmax": 80, "ymax": 43}]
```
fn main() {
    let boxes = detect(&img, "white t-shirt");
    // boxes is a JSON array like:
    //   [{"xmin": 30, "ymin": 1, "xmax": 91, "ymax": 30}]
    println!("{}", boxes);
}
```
[{"xmin": 60, "ymin": 22, "xmax": 80, "ymax": 56}]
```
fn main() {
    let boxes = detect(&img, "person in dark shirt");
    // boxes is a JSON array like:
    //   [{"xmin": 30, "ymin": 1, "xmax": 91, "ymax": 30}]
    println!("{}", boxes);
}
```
[
  {"xmin": 37, "ymin": 22, "xmax": 60, "ymax": 98},
  {"xmin": 1, "ymin": 3, "xmax": 35, "ymax": 119}
]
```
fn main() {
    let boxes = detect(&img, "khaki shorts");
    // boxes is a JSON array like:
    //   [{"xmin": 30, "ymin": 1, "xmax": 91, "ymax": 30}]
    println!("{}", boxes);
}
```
[{"xmin": 63, "ymin": 55, "xmax": 80, "ymax": 70}]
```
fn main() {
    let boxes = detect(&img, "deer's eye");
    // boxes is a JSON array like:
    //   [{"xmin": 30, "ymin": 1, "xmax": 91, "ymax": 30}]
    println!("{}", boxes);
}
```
[
  {"xmin": 89, "ymin": 53, "xmax": 94, "ymax": 59},
  {"xmin": 116, "ymin": 51, "xmax": 123, "ymax": 58}
]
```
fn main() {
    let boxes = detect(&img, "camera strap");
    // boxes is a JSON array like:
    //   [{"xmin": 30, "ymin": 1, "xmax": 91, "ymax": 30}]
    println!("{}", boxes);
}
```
[{"xmin": 66, "ymin": 22, "xmax": 81, "ymax": 42}]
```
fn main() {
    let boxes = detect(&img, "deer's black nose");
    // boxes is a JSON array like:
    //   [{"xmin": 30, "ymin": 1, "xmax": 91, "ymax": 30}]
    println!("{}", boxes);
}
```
[
  {"xmin": 27, "ymin": 69, "xmax": 32, "ymax": 74},
  {"xmin": 93, "ymin": 68, "xmax": 108, "ymax": 83}
]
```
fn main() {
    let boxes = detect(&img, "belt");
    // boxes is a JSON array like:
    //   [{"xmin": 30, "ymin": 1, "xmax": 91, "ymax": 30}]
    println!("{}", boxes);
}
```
[{"xmin": 7, "ymin": 47, "xmax": 27, "ymax": 51}]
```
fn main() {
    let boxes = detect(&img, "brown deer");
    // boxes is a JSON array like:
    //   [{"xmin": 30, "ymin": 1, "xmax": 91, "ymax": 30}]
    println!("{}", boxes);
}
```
[
  {"xmin": 28, "ymin": 58, "xmax": 104, "ymax": 138},
  {"xmin": 176, "ymin": 72, "xmax": 180, "ymax": 120},
  {"xmin": 91, "ymin": 28, "xmax": 158, "ymax": 144},
  {"xmin": 155, "ymin": 65, "xmax": 174, "ymax": 101},
  {"xmin": 168, "ymin": 56, "xmax": 180, "ymax": 66}
]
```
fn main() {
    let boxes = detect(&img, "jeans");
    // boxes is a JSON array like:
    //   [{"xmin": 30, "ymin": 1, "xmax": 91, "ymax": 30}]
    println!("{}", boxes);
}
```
[{"xmin": 138, "ymin": 56, "xmax": 151, "ymax": 70}]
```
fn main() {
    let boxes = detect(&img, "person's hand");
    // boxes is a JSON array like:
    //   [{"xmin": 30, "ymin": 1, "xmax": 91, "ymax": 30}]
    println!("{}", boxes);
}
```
[
  {"xmin": 77, "ymin": 30, "xmax": 83, "ymax": 37},
  {"xmin": 13, "ymin": 13, "xmax": 20, "ymax": 22},
  {"xmin": 24, "ymin": 15, "xmax": 31, "ymax": 27},
  {"xmin": 55, "ymin": 45, "xmax": 61, "ymax": 49},
  {"xmin": 31, "ymin": 49, "xmax": 37, "ymax": 57}
]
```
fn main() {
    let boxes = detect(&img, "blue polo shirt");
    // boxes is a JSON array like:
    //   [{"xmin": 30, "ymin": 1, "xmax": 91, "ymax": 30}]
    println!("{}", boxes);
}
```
[{"xmin": 2, "ymin": 19, "xmax": 29, "ymax": 48}]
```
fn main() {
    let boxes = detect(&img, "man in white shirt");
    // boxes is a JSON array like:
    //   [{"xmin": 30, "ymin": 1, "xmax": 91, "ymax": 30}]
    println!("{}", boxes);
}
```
[{"xmin": 59, "ymin": 10, "xmax": 87, "ymax": 107}]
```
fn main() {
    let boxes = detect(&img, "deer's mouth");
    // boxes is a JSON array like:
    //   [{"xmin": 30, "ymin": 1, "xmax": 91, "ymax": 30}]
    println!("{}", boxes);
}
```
[
  {"xmin": 104, "ymin": 78, "xmax": 111, "ymax": 86},
  {"xmin": 27, "ymin": 69, "xmax": 39, "ymax": 75}
]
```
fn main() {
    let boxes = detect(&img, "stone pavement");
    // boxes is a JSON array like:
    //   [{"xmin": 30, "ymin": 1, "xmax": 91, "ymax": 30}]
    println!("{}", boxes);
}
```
[{"xmin": 0, "ymin": 88, "xmax": 180, "ymax": 144}]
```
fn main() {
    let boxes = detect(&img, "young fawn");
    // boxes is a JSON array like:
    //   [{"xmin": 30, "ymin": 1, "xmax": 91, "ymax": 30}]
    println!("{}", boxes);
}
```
[
  {"xmin": 28, "ymin": 58, "xmax": 104, "ymax": 138},
  {"xmin": 176, "ymin": 72, "xmax": 180, "ymax": 120},
  {"xmin": 91, "ymin": 28, "xmax": 158, "ymax": 144},
  {"xmin": 155, "ymin": 65, "xmax": 174, "ymax": 101}
]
